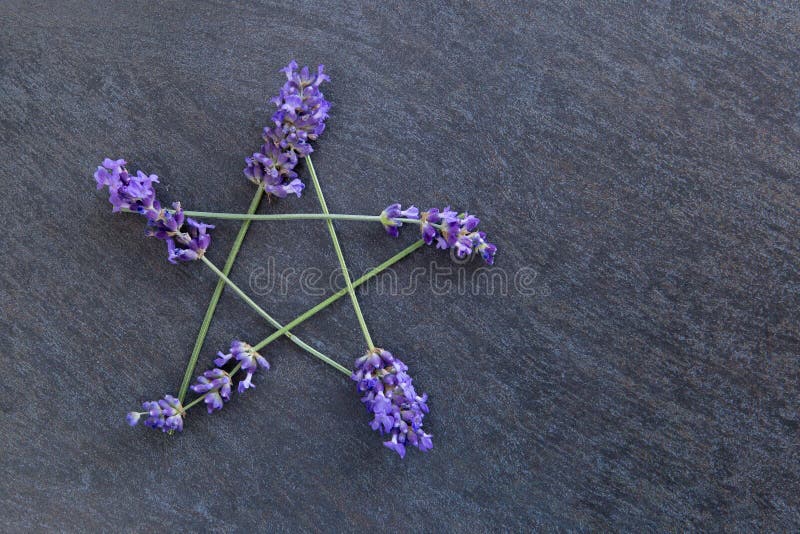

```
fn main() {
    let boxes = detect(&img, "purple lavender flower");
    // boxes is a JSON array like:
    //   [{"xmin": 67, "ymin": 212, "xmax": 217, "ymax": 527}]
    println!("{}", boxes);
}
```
[
  {"xmin": 381, "ymin": 204, "xmax": 497, "ymax": 265},
  {"xmin": 461, "ymin": 213, "xmax": 480, "ymax": 231},
  {"xmin": 380, "ymin": 203, "xmax": 420, "ymax": 237},
  {"xmin": 352, "ymin": 348, "xmax": 432, "ymax": 458},
  {"xmin": 244, "ymin": 60, "xmax": 331, "ymax": 197},
  {"xmin": 190, "ymin": 368, "xmax": 233, "ymax": 413},
  {"xmin": 476, "ymin": 236, "xmax": 498, "ymax": 264},
  {"xmin": 144, "ymin": 201, "xmax": 185, "ymax": 239},
  {"xmin": 244, "ymin": 141, "xmax": 298, "ymax": 188},
  {"xmin": 94, "ymin": 158, "xmax": 159, "ymax": 213},
  {"xmin": 264, "ymin": 178, "xmax": 305, "ymax": 199},
  {"xmin": 215, "ymin": 340, "xmax": 269, "ymax": 393},
  {"xmin": 432, "ymin": 207, "xmax": 461, "ymax": 250},
  {"xmin": 94, "ymin": 160, "xmax": 215, "ymax": 264},
  {"xmin": 126, "ymin": 340, "xmax": 269, "ymax": 429},
  {"xmin": 125, "ymin": 411, "xmax": 141, "ymax": 426},
  {"xmin": 165, "ymin": 216, "xmax": 215, "ymax": 264},
  {"xmin": 419, "ymin": 207, "xmax": 440, "ymax": 245},
  {"xmin": 127, "ymin": 394, "xmax": 185, "ymax": 432}
]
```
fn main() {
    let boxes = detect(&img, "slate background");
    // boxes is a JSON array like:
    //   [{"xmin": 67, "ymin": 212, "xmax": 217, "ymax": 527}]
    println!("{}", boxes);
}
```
[{"xmin": 1, "ymin": 0, "xmax": 799, "ymax": 531}]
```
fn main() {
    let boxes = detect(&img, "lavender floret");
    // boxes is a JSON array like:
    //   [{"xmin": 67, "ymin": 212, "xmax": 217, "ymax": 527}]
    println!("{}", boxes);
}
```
[
  {"xmin": 215, "ymin": 340, "xmax": 270, "ymax": 393},
  {"xmin": 165, "ymin": 214, "xmax": 214, "ymax": 264},
  {"xmin": 244, "ymin": 140, "xmax": 298, "ymax": 187},
  {"xmin": 190, "ymin": 368, "xmax": 233, "ymax": 413},
  {"xmin": 380, "ymin": 203, "xmax": 420, "ymax": 237}
]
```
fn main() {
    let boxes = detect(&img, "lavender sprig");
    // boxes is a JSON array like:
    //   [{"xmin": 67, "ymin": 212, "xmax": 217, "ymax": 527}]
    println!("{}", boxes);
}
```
[
  {"xmin": 381, "ymin": 204, "xmax": 497, "ymax": 264},
  {"xmin": 94, "ymin": 159, "xmax": 215, "ymax": 263},
  {"xmin": 244, "ymin": 61, "xmax": 330, "ymax": 197},
  {"xmin": 352, "ymin": 348, "xmax": 433, "ymax": 458},
  {"xmin": 148, "ymin": 204, "xmax": 497, "ymax": 265}
]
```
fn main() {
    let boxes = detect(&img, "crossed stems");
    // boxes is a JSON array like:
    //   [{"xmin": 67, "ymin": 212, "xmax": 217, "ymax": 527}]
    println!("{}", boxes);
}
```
[
  {"xmin": 169, "ymin": 190, "xmax": 430, "ymax": 402},
  {"xmin": 179, "ymin": 240, "xmax": 426, "ymax": 413},
  {"xmin": 199, "ymin": 255, "xmax": 350, "ymax": 375}
]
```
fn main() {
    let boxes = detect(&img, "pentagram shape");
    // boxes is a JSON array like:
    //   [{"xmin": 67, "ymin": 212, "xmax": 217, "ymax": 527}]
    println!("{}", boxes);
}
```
[{"xmin": 174, "ymin": 155, "xmax": 414, "ymax": 402}]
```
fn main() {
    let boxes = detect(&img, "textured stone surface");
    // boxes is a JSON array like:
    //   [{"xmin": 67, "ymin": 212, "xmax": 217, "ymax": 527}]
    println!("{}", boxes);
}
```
[{"xmin": 1, "ymin": 1, "xmax": 799, "ymax": 530}]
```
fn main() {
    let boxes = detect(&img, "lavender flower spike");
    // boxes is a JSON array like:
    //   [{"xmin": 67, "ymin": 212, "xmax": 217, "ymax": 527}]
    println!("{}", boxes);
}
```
[
  {"xmin": 244, "ymin": 60, "xmax": 331, "ymax": 197},
  {"xmin": 127, "ymin": 394, "xmax": 185, "ymax": 432},
  {"xmin": 352, "ymin": 348, "xmax": 433, "ymax": 458},
  {"xmin": 382, "ymin": 204, "xmax": 497, "ymax": 265}
]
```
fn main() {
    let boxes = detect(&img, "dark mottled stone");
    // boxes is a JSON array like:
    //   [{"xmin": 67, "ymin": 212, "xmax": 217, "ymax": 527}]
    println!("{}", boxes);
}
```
[{"xmin": 1, "ymin": 1, "xmax": 798, "ymax": 530}]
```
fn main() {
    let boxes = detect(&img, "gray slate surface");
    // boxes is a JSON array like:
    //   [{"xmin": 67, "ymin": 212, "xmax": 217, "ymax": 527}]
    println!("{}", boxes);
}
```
[{"xmin": 1, "ymin": 1, "xmax": 799, "ymax": 531}]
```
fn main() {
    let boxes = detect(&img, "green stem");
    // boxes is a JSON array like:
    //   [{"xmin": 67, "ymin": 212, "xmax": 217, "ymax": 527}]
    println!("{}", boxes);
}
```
[
  {"xmin": 183, "ymin": 212, "xmax": 385, "ymax": 222},
  {"xmin": 122, "ymin": 207, "xmax": 430, "ymax": 228},
  {"xmin": 177, "ymin": 187, "xmax": 264, "ymax": 402},
  {"xmin": 199, "ymin": 256, "xmax": 350, "ymax": 375},
  {"xmin": 182, "ymin": 211, "xmax": 425, "ymax": 228},
  {"xmin": 306, "ymin": 156, "xmax": 375, "ymax": 349},
  {"xmin": 181, "ymin": 239, "xmax": 425, "ymax": 414}
]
